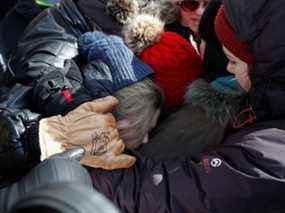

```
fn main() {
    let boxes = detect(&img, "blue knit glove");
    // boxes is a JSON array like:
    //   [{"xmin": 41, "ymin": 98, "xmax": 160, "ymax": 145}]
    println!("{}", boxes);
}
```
[{"xmin": 78, "ymin": 31, "xmax": 153, "ymax": 91}]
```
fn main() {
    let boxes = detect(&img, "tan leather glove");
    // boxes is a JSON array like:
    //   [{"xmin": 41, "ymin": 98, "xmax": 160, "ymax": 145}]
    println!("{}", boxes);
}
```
[{"xmin": 39, "ymin": 96, "xmax": 136, "ymax": 170}]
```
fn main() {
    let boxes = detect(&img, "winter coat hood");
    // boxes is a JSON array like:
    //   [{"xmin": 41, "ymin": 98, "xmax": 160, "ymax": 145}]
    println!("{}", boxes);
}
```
[
  {"xmin": 223, "ymin": 0, "xmax": 268, "ymax": 43},
  {"xmin": 223, "ymin": 0, "xmax": 285, "ymax": 120}
]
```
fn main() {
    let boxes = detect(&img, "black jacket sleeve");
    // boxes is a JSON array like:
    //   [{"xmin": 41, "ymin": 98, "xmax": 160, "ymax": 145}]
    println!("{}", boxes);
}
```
[
  {"xmin": 9, "ymin": 1, "xmax": 93, "ymax": 116},
  {"xmin": 30, "ymin": 59, "xmax": 92, "ymax": 116},
  {"xmin": 89, "ymin": 120, "xmax": 285, "ymax": 213},
  {"xmin": 0, "ymin": 108, "xmax": 41, "ymax": 179}
]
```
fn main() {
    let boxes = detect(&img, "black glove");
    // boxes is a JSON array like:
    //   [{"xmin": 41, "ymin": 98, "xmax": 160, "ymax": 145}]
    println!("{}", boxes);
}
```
[
  {"xmin": 0, "ymin": 108, "xmax": 41, "ymax": 179},
  {"xmin": 33, "ymin": 60, "xmax": 93, "ymax": 116}
]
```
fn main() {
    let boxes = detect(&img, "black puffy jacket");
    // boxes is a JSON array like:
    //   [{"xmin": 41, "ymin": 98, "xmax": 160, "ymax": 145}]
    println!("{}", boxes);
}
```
[
  {"xmin": 90, "ymin": 119, "xmax": 285, "ymax": 213},
  {"xmin": 223, "ymin": 0, "xmax": 285, "ymax": 120},
  {"xmin": 9, "ymin": 0, "xmax": 121, "ymax": 116}
]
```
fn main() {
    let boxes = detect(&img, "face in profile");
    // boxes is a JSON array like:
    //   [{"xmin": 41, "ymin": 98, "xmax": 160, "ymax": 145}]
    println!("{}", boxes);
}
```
[
  {"xmin": 223, "ymin": 46, "xmax": 251, "ymax": 92},
  {"xmin": 179, "ymin": 0, "xmax": 210, "ymax": 33}
]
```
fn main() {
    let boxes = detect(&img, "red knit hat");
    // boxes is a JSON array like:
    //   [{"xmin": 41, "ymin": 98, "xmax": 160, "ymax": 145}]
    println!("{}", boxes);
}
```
[
  {"xmin": 215, "ymin": 5, "xmax": 254, "ymax": 64},
  {"xmin": 139, "ymin": 32, "xmax": 204, "ymax": 109}
]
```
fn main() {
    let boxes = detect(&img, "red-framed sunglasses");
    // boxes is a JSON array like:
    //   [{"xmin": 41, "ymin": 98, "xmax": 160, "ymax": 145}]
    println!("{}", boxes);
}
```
[{"xmin": 177, "ymin": 0, "xmax": 210, "ymax": 11}]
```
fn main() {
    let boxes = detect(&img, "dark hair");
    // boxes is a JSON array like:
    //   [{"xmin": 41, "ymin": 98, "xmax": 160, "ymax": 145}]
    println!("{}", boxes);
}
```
[
  {"xmin": 198, "ymin": 0, "xmax": 229, "ymax": 81},
  {"xmin": 199, "ymin": 0, "xmax": 222, "ymax": 43}
]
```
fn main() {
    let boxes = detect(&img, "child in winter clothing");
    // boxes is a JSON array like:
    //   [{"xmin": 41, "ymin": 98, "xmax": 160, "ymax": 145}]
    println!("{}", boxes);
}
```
[{"xmin": 215, "ymin": 5, "xmax": 253, "ymax": 92}]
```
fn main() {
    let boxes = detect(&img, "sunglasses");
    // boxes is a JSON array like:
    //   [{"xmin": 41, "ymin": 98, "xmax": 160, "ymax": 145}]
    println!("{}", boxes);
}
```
[{"xmin": 177, "ymin": 0, "xmax": 210, "ymax": 11}]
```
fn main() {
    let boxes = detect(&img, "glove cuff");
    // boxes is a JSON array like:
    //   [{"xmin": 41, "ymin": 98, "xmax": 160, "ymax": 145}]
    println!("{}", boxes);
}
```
[{"xmin": 39, "ymin": 117, "xmax": 66, "ymax": 161}]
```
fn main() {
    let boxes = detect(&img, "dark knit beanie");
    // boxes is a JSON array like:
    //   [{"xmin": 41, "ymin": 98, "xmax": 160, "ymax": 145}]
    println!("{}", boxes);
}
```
[
  {"xmin": 215, "ymin": 5, "xmax": 254, "ymax": 64},
  {"xmin": 79, "ymin": 31, "xmax": 153, "ymax": 92},
  {"xmin": 139, "ymin": 32, "xmax": 204, "ymax": 109}
]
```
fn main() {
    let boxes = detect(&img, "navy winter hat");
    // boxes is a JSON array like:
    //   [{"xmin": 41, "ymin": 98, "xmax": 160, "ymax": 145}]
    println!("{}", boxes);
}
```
[{"xmin": 78, "ymin": 31, "xmax": 153, "ymax": 92}]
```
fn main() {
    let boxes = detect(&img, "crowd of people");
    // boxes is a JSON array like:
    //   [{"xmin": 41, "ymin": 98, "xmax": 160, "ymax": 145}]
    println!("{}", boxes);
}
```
[{"xmin": 1, "ymin": 0, "xmax": 285, "ymax": 212}]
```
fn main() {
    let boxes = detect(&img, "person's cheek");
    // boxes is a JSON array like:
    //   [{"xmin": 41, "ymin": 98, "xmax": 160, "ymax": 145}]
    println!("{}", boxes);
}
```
[
  {"xmin": 227, "ymin": 63, "xmax": 235, "ymax": 74},
  {"xmin": 236, "ymin": 71, "xmax": 251, "ymax": 92}
]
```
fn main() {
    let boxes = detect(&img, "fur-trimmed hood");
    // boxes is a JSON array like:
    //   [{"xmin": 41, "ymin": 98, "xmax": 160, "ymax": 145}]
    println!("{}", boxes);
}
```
[{"xmin": 185, "ymin": 79, "xmax": 246, "ymax": 125}]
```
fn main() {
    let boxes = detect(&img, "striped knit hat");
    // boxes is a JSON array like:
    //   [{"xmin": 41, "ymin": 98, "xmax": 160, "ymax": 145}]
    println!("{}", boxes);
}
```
[{"xmin": 78, "ymin": 31, "xmax": 153, "ymax": 92}]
